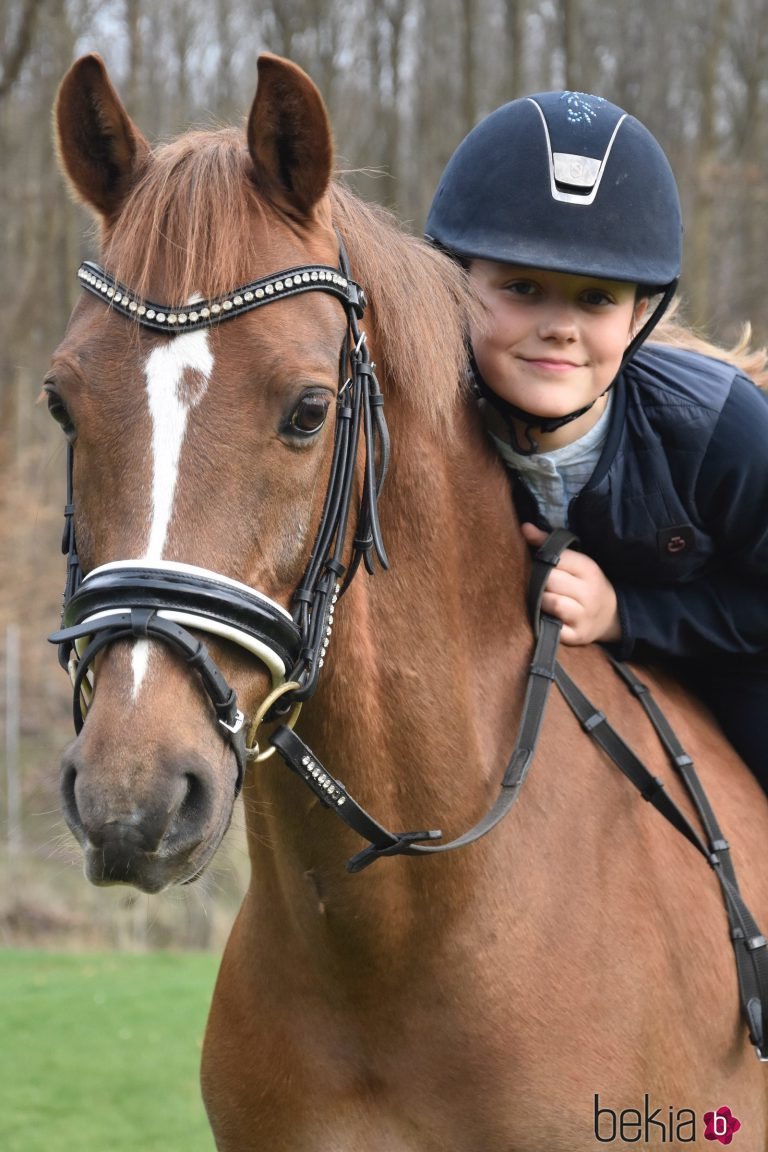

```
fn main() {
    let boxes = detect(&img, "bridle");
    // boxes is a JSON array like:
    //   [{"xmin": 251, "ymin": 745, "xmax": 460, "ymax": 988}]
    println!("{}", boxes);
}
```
[
  {"xmin": 50, "ymin": 243, "xmax": 389, "ymax": 793},
  {"xmin": 50, "ymin": 243, "xmax": 768, "ymax": 1060}
]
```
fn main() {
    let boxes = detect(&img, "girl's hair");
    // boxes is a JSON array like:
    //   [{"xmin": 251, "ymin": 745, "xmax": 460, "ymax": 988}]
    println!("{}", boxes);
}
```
[{"xmin": 651, "ymin": 302, "xmax": 768, "ymax": 391}]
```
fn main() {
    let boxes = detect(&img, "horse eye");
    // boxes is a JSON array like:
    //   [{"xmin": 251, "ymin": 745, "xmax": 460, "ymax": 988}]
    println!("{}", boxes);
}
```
[
  {"xmin": 45, "ymin": 387, "xmax": 75, "ymax": 436},
  {"xmin": 288, "ymin": 392, "xmax": 331, "ymax": 436}
]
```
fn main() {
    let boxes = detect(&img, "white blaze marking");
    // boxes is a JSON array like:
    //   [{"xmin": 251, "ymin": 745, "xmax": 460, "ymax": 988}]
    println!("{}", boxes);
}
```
[{"xmin": 131, "ymin": 328, "xmax": 214, "ymax": 697}]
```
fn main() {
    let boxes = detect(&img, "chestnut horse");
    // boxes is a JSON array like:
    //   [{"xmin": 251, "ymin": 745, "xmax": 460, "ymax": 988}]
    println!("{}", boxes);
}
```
[{"xmin": 50, "ymin": 53, "xmax": 768, "ymax": 1150}]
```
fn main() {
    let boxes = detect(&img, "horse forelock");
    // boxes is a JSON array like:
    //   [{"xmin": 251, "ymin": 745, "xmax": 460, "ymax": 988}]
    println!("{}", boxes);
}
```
[
  {"xmin": 100, "ymin": 126, "xmax": 475, "ymax": 431},
  {"xmin": 102, "ymin": 128, "xmax": 268, "ymax": 306}
]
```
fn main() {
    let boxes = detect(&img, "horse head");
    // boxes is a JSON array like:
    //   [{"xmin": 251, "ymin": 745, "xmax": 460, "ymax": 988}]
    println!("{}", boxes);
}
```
[{"xmin": 50, "ymin": 53, "xmax": 364, "ymax": 891}]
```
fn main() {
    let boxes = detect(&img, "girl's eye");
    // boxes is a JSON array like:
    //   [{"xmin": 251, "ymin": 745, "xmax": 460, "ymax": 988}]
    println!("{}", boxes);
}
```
[
  {"xmin": 45, "ymin": 388, "xmax": 75, "ymax": 436},
  {"xmin": 582, "ymin": 289, "xmax": 613, "ymax": 307},
  {"xmin": 288, "ymin": 392, "xmax": 331, "ymax": 437},
  {"xmin": 505, "ymin": 280, "xmax": 537, "ymax": 297}
]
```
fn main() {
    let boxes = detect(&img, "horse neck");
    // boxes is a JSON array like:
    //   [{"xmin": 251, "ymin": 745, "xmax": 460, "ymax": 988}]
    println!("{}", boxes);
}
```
[
  {"xmin": 241, "ymin": 390, "xmax": 534, "ymax": 968},
  {"xmin": 317, "ymin": 386, "xmax": 532, "ymax": 756}
]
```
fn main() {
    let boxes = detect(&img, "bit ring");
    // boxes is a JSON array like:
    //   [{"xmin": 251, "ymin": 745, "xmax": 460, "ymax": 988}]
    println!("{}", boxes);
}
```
[{"xmin": 246, "ymin": 680, "xmax": 302, "ymax": 763}]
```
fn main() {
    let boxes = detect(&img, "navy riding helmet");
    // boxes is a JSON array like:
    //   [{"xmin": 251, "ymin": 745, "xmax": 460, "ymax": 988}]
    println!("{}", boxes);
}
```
[
  {"xmin": 426, "ymin": 90, "xmax": 682, "ymax": 291},
  {"xmin": 426, "ymin": 92, "xmax": 683, "ymax": 447}
]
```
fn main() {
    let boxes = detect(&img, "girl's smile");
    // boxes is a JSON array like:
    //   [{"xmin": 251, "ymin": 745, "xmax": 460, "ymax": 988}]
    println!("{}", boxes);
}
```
[{"xmin": 519, "ymin": 356, "xmax": 584, "ymax": 372}]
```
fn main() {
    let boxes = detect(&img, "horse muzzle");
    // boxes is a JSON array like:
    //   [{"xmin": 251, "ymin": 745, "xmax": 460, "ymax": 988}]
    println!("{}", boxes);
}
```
[{"xmin": 60, "ymin": 737, "xmax": 231, "ymax": 892}]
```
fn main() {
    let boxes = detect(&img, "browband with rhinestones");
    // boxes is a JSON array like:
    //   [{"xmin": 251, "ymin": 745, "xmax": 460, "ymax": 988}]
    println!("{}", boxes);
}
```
[{"xmin": 77, "ymin": 259, "xmax": 366, "ymax": 334}]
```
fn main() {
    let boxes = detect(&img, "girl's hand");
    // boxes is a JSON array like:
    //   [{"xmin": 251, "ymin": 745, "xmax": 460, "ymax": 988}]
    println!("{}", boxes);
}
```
[{"xmin": 521, "ymin": 523, "xmax": 621, "ymax": 645}]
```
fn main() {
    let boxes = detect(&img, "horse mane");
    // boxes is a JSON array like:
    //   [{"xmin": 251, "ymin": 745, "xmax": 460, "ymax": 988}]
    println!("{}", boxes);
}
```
[
  {"xmin": 652, "ymin": 303, "xmax": 768, "ymax": 391},
  {"xmin": 328, "ymin": 182, "xmax": 478, "ymax": 426},
  {"xmin": 101, "ymin": 128, "xmax": 475, "ymax": 430}
]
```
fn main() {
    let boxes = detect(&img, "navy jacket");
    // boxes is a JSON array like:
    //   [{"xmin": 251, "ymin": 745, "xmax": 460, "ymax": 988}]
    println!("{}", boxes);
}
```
[{"xmin": 508, "ymin": 343, "xmax": 768, "ymax": 662}]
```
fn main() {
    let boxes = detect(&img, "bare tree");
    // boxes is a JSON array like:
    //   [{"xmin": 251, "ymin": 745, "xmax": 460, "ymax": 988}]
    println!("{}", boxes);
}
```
[
  {"xmin": 123, "ymin": 0, "xmax": 143, "ymax": 121},
  {"xmin": 560, "ymin": 0, "xmax": 581, "ymax": 91},
  {"xmin": 687, "ymin": 0, "xmax": 734, "ymax": 328},
  {"xmin": 460, "ymin": 0, "xmax": 478, "ymax": 131},
  {"xmin": 0, "ymin": 0, "xmax": 41, "ymax": 100},
  {"xmin": 503, "ymin": 0, "xmax": 528, "ymax": 99}
]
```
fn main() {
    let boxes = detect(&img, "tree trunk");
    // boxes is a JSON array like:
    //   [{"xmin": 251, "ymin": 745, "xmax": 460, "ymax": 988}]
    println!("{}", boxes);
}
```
[
  {"xmin": 504, "ymin": 0, "xmax": 528, "ymax": 99},
  {"xmin": 461, "ymin": 0, "xmax": 477, "ymax": 133},
  {"xmin": 688, "ymin": 0, "xmax": 733, "ymax": 328},
  {"xmin": 0, "ymin": 0, "xmax": 40, "ymax": 101},
  {"xmin": 561, "ymin": 0, "xmax": 581, "ymax": 91}
]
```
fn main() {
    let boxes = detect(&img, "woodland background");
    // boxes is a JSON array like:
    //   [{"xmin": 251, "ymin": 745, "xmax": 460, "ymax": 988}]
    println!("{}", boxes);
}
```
[{"xmin": 1, "ymin": 0, "xmax": 767, "ymax": 950}]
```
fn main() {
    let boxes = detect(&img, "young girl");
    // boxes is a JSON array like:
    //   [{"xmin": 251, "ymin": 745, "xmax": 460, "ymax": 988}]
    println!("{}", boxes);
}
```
[{"xmin": 426, "ymin": 90, "xmax": 768, "ymax": 793}]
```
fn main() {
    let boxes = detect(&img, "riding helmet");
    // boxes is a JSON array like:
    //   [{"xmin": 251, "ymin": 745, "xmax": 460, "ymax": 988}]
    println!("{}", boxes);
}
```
[{"xmin": 425, "ymin": 91, "xmax": 682, "ymax": 290}]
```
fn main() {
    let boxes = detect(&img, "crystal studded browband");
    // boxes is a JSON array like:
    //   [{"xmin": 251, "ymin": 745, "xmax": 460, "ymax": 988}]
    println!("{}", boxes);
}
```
[{"xmin": 76, "ymin": 258, "xmax": 366, "ymax": 334}]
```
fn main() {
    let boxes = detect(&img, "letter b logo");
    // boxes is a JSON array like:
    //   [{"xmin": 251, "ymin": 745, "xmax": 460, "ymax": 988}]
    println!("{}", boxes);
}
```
[
  {"xmin": 594, "ymin": 1095, "xmax": 616, "ymax": 1143},
  {"xmin": 704, "ymin": 1105, "xmax": 741, "ymax": 1143}
]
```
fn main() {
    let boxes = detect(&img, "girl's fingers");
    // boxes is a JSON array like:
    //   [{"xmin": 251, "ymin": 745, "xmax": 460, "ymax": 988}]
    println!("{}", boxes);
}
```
[
  {"xmin": 553, "ymin": 549, "xmax": 592, "ymax": 578},
  {"xmin": 520, "ymin": 522, "xmax": 547, "ymax": 543},
  {"xmin": 541, "ymin": 569, "xmax": 584, "ymax": 601},
  {"xmin": 540, "ymin": 591, "xmax": 581, "ymax": 625}
]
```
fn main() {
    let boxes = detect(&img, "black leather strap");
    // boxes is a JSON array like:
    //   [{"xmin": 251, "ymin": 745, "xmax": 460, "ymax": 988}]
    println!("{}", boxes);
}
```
[
  {"xmin": 605, "ymin": 659, "xmax": 768, "ymax": 1059},
  {"xmin": 267, "ymin": 533, "xmax": 583, "ymax": 874},
  {"xmin": 78, "ymin": 259, "xmax": 365, "ymax": 334},
  {"xmin": 269, "ymin": 725, "xmax": 441, "ymax": 865},
  {"xmin": 270, "ymin": 607, "xmax": 563, "ymax": 873},
  {"xmin": 526, "ymin": 527, "xmax": 577, "ymax": 632},
  {"xmin": 553, "ymin": 644, "xmax": 768, "ymax": 1059},
  {"xmin": 554, "ymin": 662, "xmax": 711, "ymax": 857},
  {"xmin": 57, "ymin": 565, "xmax": 301, "ymax": 673},
  {"xmin": 52, "ymin": 610, "xmax": 247, "ymax": 794}
]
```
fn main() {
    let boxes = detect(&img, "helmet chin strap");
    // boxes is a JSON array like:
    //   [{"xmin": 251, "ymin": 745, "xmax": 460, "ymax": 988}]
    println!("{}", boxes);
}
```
[
  {"xmin": 472, "ymin": 280, "xmax": 678, "ymax": 456},
  {"xmin": 472, "ymin": 362, "xmax": 601, "ymax": 454}
]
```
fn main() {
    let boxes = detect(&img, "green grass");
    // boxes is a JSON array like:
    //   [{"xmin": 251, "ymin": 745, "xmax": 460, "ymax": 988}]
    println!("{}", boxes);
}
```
[{"xmin": 0, "ymin": 949, "xmax": 220, "ymax": 1152}]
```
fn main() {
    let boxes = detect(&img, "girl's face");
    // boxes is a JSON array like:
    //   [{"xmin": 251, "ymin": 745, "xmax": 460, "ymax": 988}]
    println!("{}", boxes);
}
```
[{"xmin": 469, "ymin": 260, "xmax": 647, "ymax": 449}]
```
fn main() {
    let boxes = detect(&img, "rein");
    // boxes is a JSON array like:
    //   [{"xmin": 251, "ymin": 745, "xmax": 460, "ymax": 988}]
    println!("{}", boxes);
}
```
[
  {"xmin": 271, "ymin": 529, "xmax": 768, "ymax": 1062},
  {"xmin": 50, "ymin": 241, "xmax": 388, "ymax": 791}
]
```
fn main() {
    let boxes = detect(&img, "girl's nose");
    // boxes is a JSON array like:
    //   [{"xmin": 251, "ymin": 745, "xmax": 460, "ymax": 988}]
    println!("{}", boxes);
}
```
[{"xmin": 538, "ymin": 306, "xmax": 578, "ymax": 341}]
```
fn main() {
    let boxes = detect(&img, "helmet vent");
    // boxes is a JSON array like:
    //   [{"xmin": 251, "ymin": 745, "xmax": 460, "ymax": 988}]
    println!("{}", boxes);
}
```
[
  {"xmin": 553, "ymin": 152, "xmax": 601, "ymax": 192},
  {"xmin": 529, "ymin": 98, "xmax": 627, "ymax": 207}
]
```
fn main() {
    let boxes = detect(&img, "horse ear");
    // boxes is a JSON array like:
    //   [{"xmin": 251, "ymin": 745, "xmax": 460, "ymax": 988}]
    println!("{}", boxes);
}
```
[
  {"xmin": 247, "ymin": 54, "xmax": 333, "ymax": 216},
  {"xmin": 55, "ymin": 53, "xmax": 150, "ymax": 224}
]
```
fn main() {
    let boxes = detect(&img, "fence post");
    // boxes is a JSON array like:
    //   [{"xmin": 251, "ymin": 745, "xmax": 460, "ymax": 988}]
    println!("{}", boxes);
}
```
[{"xmin": 5, "ymin": 622, "xmax": 21, "ymax": 873}]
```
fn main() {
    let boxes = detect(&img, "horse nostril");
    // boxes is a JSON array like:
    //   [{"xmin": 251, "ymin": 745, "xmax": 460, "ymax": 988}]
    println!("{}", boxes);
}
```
[
  {"xmin": 60, "ymin": 759, "xmax": 83, "ymax": 838},
  {"xmin": 164, "ymin": 766, "xmax": 215, "ymax": 850},
  {"xmin": 179, "ymin": 771, "xmax": 208, "ymax": 827}
]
